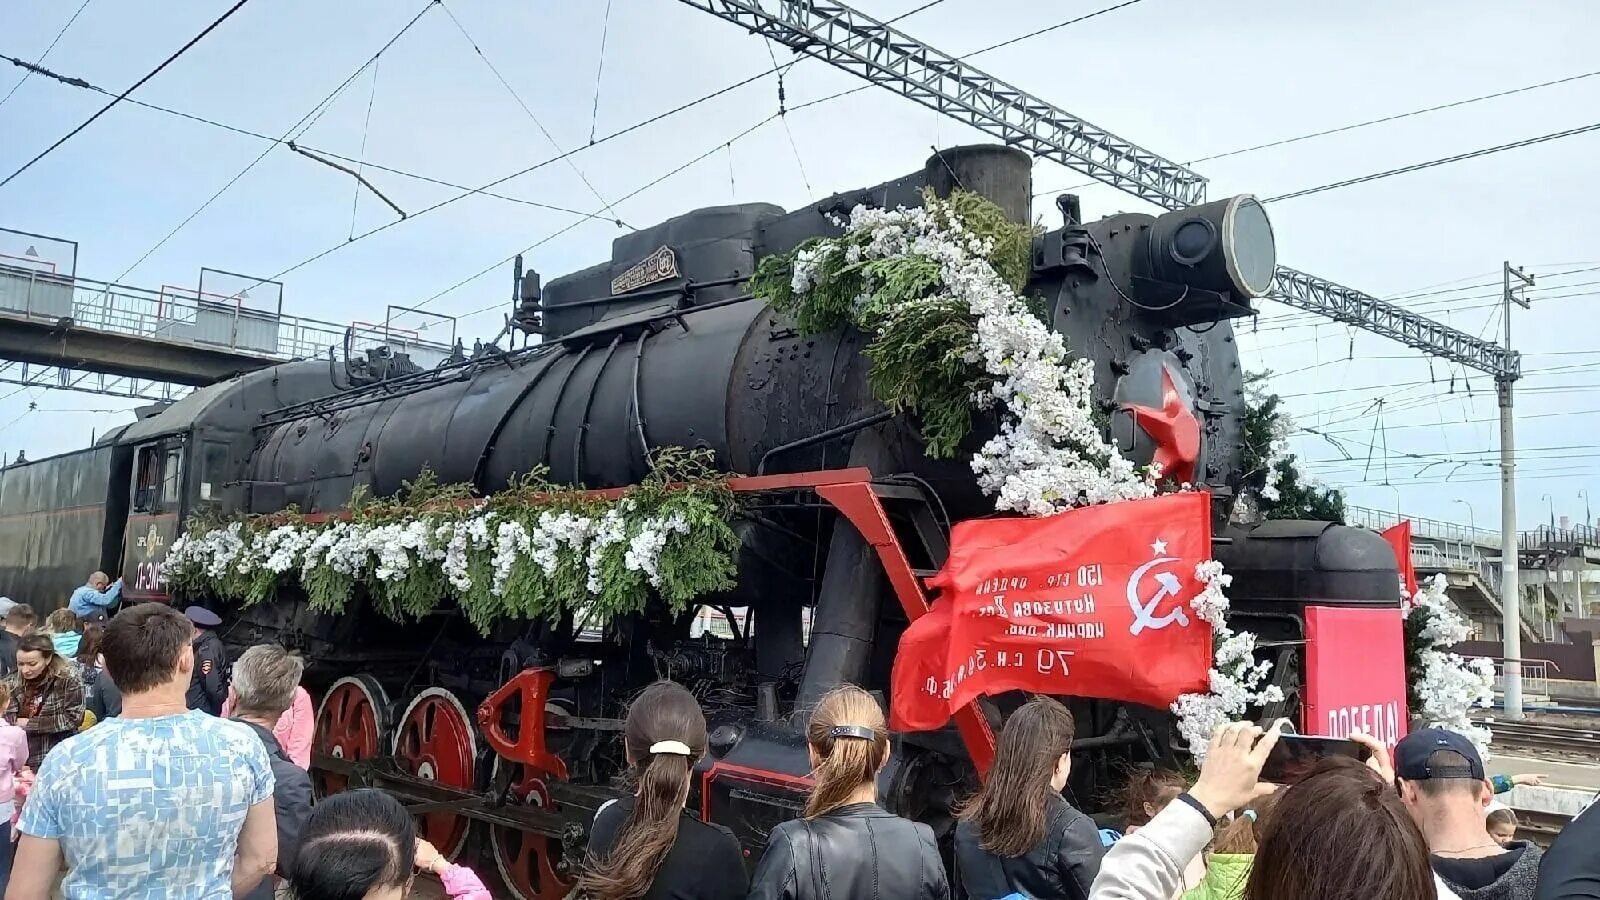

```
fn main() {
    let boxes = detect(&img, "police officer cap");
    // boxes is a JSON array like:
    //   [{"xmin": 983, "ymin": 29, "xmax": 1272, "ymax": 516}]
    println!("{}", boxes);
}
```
[{"xmin": 185, "ymin": 605, "xmax": 222, "ymax": 627}]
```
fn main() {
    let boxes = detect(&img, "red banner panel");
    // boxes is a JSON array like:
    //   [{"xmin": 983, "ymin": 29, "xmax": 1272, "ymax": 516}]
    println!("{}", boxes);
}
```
[
  {"xmin": 890, "ymin": 493, "xmax": 1215, "ymax": 732},
  {"xmin": 1302, "ymin": 605, "xmax": 1408, "ymax": 748}
]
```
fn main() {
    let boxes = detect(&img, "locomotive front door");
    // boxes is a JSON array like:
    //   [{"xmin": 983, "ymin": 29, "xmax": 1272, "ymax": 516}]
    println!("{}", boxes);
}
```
[{"xmin": 122, "ymin": 439, "xmax": 184, "ymax": 604}]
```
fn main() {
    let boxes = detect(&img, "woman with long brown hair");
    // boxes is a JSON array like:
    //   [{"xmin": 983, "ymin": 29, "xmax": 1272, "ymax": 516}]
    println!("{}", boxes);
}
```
[
  {"xmin": 955, "ymin": 696, "xmax": 1104, "ymax": 900},
  {"xmin": 578, "ymin": 681, "xmax": 745, "ymax": 900},
  {"xmin": 2, "ymin": 633, "xmax": 83, "ymax": 767},
  {"xmin": 748, "ymin": 685, "xmax": 949, "ymax": 900}
]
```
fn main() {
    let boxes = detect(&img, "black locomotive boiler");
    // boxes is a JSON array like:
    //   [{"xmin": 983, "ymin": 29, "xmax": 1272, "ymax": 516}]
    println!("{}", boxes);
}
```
[{"xmin": 0, "ymin": 146, "xmax": 1403, "ymax": 899}]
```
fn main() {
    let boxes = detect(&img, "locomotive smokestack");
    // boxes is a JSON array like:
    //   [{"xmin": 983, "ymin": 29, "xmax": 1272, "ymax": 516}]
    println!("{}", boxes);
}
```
[{"xmin": 923, "ymin": 145, "xmax": 1032, "ymax": 224}]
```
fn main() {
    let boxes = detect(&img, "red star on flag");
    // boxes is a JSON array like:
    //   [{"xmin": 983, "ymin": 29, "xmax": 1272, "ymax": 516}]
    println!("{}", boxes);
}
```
[{"xmin": 1123, "ymin": 367, "xmax": 1201, "ymax": 484}]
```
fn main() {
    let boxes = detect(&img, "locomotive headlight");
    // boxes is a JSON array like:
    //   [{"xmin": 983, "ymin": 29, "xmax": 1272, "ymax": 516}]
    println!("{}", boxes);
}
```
[{"xmin": 1142, "ymin": 195, "xmax": 1277, "ymax": 299}]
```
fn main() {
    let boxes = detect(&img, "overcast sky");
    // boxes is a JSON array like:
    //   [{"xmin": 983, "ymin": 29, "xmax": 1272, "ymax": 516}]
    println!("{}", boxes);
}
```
[{"xmin": 2, "ymin": 0, "xmax": 1597, "ymax": 532}]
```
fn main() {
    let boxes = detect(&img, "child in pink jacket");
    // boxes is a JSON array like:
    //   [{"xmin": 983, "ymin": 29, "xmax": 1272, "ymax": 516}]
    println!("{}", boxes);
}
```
[{"xmin": 416, "ymin": 839, "xmax": 493, "ymax": 900}]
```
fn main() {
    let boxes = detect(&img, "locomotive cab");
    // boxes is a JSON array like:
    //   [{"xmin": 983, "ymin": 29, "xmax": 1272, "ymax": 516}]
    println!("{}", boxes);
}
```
[{"xmin": 114, "ymin": 361, "xmax": 353, "ymax": 603}]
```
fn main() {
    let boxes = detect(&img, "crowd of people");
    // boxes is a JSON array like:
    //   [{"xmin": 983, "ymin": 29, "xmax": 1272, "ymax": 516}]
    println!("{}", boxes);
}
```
[
  {"xmin": 0, "ymin": 595, "xmax": 491, "ymax": 900},
  {"xmin": 0, "ymin": 573, "xmax": 1591, "ymax": 900}
]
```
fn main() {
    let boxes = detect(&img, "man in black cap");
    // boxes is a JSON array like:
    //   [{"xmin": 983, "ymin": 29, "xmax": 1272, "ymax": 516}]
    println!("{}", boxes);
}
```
[
  {"xmin": 1395, "ymin": 728, "xmax": 1542, "ymax": 900},
  {"xmin": 185, "ymin": 605, "xmax": 229, "ymax": 715}
]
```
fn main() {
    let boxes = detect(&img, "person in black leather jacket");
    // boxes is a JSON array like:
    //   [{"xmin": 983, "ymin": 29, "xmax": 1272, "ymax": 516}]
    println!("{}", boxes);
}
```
[
  {"xmin": 748, "ymin": 685, "xmax": 949, "ymax": 900},
  {"xmin": 954, "ymin": 696, "xmax": 1104, "ymax": 900}
]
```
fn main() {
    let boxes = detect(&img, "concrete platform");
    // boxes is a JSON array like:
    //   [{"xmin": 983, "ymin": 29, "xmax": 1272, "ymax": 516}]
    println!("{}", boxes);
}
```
[{"xmin": 1490, "ymin": 754, "xmax": 1600, "ymax": 791}]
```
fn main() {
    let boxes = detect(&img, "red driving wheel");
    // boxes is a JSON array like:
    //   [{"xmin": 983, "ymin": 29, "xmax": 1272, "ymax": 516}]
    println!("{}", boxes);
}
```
[
  {"xmin": 313, "ymin": 675, "xmax": 389, "ymax": 798},
  {"xmin": 392, "ymin": 687, "xmax": 478, "ymax": 861},
  {"xmin": 488, "ymin": 757, "xmax": 575, "ymax": 900}
]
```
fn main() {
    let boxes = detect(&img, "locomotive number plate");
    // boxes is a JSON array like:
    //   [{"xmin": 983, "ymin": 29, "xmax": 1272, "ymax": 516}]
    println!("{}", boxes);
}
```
[{"xmin": 611, "ymin": 245, "xmax": 680, "ymax": 295}]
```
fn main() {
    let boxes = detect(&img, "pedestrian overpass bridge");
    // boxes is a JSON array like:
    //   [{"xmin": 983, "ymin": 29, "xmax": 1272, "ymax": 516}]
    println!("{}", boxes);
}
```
[
  {"xmin": 0, "ymin": 231, "xmax": 455, "ymax": 402},
  {"xmin": 1346, "ymin": 505, "xmax": 1600, "ymax": 644}
]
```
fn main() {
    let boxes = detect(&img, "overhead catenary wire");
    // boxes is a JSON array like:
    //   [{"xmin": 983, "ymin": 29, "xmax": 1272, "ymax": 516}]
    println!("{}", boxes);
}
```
[
  {"xmin": 224, "ymin": 0, "xmax": 980, "ymax": 298},
  {"xmin": 107, "ymin": 0, "xmax": 439, "ymax": 285},
  {"xmin": 404, "ymin": 110, "xmax": 784, "ymax": 321},
  {"xmin": 250, "ymin": 75, "xmax": 797, "ymax": 288},
  {"xmin": 0, "ymin": 0, "xmax": 95, "ymax": 109},
  {"xmin": 1263, "ymin": 120, "xmax": 1600, "ymax": 203},
  {"xmin": 761, "ymin": 35, "xmax": 814, "ymax": 200},
  {"xmin": 887, "ymin": 0, "xmax": 953, "ymax": 21},
  {"xmin": 349, "ymin": 58, "xmax": 383, "ymax": 239},
  {"xmin": 1032, "ymin": 66, "xmax": 1600, "ymax": 198},
  {"xmin": 0, "ymin": 52, "xmax": 626, "ymax": 223},
  {"xmin": 588, "ymin": 0, "xmax": 614, "ymax": 145},
  {"xmin": 785, "ymin": 0, "xmax": 1152, "ymax": 116},
  {"xmin": 2, "ymin": 0, "xmax": 962, "ymax": 297},
  {"xmin": 0, "ymin": 0, "xmax": 254, "ymax": 190},
  {"xmin": 437, "ymin": 0, "xmax": 626, "ymax": 227}
]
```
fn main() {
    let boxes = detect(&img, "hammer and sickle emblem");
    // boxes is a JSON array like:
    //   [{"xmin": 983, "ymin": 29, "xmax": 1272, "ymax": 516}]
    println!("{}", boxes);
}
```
[{"xmin": 1128, "ymin": 557, "xmax": 1191, "ymax": 635}]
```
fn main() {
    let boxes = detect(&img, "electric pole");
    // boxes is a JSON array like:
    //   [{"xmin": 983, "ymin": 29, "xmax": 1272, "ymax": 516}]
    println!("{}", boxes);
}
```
[{"xmin": 1500, "ymin": 260, "xmax": 1533, "ymax": 719}]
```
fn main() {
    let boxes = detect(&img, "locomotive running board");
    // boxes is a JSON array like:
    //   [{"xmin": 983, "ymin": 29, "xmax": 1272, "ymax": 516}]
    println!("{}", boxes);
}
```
[{"xmin": 433, "ymin": 466, "xmax": 995, "ymax": 779}]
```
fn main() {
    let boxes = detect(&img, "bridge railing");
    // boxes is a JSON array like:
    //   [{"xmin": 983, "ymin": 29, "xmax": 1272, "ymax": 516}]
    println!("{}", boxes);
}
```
[
  {"xmin": 1346, "ymin": 504, "xmax": 1501, "ymax": 549},
  {"xmin": 0, "ymin": 263, "xmax": 349, "ymax": 361},
  {"xmin": 1480, "ymin": 656, "xmax": 1556, "ymax": 703},
  {"xmin": 1521, "ymin": 524, "xmax": 1600, "ymax": 553}
]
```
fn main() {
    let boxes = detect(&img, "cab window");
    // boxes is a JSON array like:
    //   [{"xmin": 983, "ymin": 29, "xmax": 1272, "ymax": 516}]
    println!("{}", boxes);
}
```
[
  {"xmin": 133, "ymin": 446, "xmax": 159, "ymax": 512},
  {"xmin": 199, "ymin": 441, "xmax": 228, "ymax": 506},
  {"xmin": 133, "ymin": 441, "xmax": 184, "ymax": 513},
  {"xmin": 160, "ymin": 448, "xmax": 182, "ymax": 507}
]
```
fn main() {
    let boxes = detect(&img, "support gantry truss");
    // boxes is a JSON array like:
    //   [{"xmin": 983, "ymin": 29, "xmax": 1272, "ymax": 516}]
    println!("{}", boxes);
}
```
[
  {"xmin": 678, "ymin": 0, "xmax": 1520, "ymax": 380},
  {"xmin": 0, "ymin": 361, "xmax": 191, "ymax": 403}
]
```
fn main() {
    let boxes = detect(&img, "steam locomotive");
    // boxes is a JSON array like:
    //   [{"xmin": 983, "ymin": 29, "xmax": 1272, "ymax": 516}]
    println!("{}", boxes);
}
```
[{"xmin": 0, "ymin": 146, "xmax": 1404, "ymax": 899}]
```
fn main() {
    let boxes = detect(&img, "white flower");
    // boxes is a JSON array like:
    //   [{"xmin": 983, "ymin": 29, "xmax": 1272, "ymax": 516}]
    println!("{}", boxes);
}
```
[
  {"xmin": 585, "ymin": 508, "xmax": 629, "ymax": 594},
  {"xmin": 491, "ymin": 520, "xmax": 532, "ymax": 596},
  {"xmin": 1407, "ymin": 574, "xmax": 1495, "ymax": 759},
  {"xmin": 624, "ymin": 512, "xmax": 691, "ymax": 586},
  {"xmin": 1172, "ymin": 560, "xmax": 1278, "ymax": 760}
]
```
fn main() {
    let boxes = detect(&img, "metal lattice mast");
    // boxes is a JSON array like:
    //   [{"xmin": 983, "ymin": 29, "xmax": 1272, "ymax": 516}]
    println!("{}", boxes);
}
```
[{"xmin": 678, "ymin": 0, "xmax": 1520, "ymax": 380}]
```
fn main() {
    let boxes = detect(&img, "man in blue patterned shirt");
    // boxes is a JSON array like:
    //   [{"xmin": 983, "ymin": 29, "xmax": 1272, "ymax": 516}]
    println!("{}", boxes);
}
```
[{"xmin": 9, "ymin": 603, "xmax": 278, "ymax": 899}]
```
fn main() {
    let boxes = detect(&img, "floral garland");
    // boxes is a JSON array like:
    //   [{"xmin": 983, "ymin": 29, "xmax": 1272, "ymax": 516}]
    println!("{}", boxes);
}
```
[
  {"xmin": 754, "ymin": 191, "xmax": 1276, "ymax": 755},
  {"xmin": 754, "ymin": 190, "xmax": 1157, "ymax": 517},
  {"xmin": 164, "ymin": 450, "xmax": 741, "ymax": 634},
  {"xmin": 1171, "ymin": 560, "xmax": 1283, "ymax": 759},
  {"xmin": 1404, "ymin": 573, "xmax": 1496, "ymax": 757}
]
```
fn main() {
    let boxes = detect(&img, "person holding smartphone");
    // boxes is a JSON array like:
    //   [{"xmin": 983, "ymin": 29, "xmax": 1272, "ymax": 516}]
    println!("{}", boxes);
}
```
[{"xmin": 1089, "ymin": 723, "xmax": 1457, "ymax": 900}]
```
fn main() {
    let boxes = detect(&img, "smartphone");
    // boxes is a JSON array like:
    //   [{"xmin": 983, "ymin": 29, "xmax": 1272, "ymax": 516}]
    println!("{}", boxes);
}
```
[{"xmin": 1260, "ymin": 734, "xmax": 1371, "ymax": 783}]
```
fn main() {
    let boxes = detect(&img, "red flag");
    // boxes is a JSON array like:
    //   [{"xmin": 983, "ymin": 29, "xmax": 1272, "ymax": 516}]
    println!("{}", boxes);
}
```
[
  {"xmin": 890, "ymin": 492, "xmax": 1215, "ymax": 732},
  {"xmin": 1381, "ymin": 522, "xmax": 1417, "ymax": 597}
]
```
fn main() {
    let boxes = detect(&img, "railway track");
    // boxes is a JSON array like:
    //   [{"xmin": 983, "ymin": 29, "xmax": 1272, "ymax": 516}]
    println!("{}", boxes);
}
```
[
  {"xmin": 1476, "ymin": 719, "xmax": 1600, "ymax": 754},
  {"xmin": 1515, "ymin": 808, "xmax": 1572, "ymax": 848}
]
